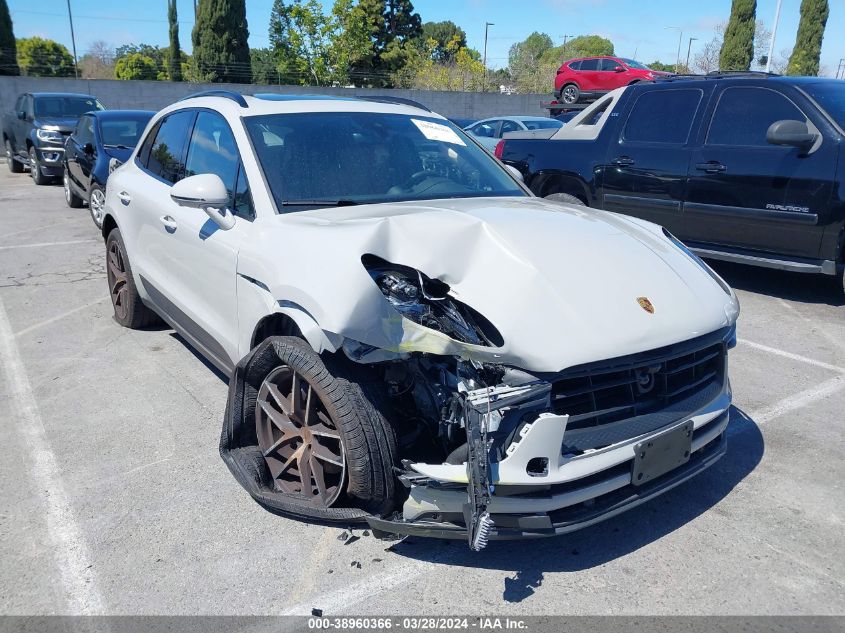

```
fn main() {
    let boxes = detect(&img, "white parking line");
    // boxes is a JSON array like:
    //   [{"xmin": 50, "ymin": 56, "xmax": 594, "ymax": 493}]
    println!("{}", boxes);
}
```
[
  {"xmin": 15, "ymin": 297, "xmax": 110, "ymax": 337},
  {"xmin": 0, "ymin": 294, "xmax": 104, "ymax": 614},
  {"xmin": 749, "ymin": 374, "xmax": 844, "ymax": 426},
  {"xmin": 0, "ymin": 239, "xmax": 98, "ymax": 251},
  {"xmin": 738, "ymin": 338, "xmax": 845, "ymax": 374}
]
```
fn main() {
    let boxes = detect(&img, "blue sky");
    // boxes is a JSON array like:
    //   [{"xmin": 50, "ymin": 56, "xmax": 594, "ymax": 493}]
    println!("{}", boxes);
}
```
[{"xmin": 8, "ymin": 0, "xmax": 845, "ymax": 76}]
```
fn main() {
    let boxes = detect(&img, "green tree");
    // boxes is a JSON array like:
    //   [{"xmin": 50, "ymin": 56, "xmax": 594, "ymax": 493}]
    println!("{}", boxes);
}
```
[
  {"xmin": 114, "ymin": 52, "xmax": 158, "ymax": 80},
  {"xmin": 398, "ymin": 36, "xmax": 489, "ymax": 91},
  {"xmin": 350, "ymin": 0, "xmax": 422, "ymax": 87},
  {"xmin": 168, "ymin": 0, "xmax": 183, "ymax": 81},
  {"xmin": 16, "ymin": 37, "xmax": 75, "ymax": 77},
  {"xmin": 0, "ymin": 0, "xmax": 19, "ymax": 75},
  {"xmin": 719, "ymin": 0, "xmax": 756, "ymax": 71},
  {"xmin": 787, "ymin": 0, "xmax": 828, "ymax": 76},
  {"xmin": 544, "ymin": 34, "xmax": 614, "ymax": 63},
  {"xmin": 269, "ymin": 0, "xmax": 370, "ymax": 86},
  {"xmin": 251, "ymin": 47, "xmax": 277, "ymax": 84},
  {"xmin": 420, "ymin": 21, "xmax": 466, "ymax": 63},
  {"xmin": 192, "ymin": 0, "xmax": 251, "ymax": 83},
  {"xmin": 648, "ymin": 61, "xmax": 676, "ymax": 72},
  {"xmin": 507, "ymin": 32, "xmax": 554, "ymax": 93}
]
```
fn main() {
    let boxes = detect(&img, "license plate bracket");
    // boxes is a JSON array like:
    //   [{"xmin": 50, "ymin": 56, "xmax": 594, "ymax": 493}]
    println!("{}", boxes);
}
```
[{"xmin": 632, "ymin": 420, "xmax": 694, "ymax": 486}]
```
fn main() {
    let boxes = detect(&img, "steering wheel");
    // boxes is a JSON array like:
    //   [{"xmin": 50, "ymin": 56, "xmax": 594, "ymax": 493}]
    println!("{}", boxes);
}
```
[{"xmin": 399, "ymin": 170, "xmax": 436, "ymax": 191}]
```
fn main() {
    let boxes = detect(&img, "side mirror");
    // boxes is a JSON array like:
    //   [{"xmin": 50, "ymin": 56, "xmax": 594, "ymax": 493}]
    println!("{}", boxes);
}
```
[
  {"xmin": 614, "ymin": 65, "xmax": 626, "ymax": 73},
  {"xmin": 766, "ymin": 119, "xmax": 817, "ymax": 152},
  {"xmin": 505, "ymin": 164, "xmax": 524, "ymax": 182},
  {"xmin": 170, "ymin": 173, "xmax": 235, "ymax": 230},
  {"xmin": 17, "ymin": 111, "xmax": 26, "ymax": 120},
  {"xmin": 83, "ymin": 142, "xmax": 95, "ymax": 155}
]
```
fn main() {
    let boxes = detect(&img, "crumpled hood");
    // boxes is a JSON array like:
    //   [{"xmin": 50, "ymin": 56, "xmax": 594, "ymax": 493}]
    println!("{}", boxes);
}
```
[{"xmin": 245, "ymin": 197, "xmax": 738, "ymax": 373}]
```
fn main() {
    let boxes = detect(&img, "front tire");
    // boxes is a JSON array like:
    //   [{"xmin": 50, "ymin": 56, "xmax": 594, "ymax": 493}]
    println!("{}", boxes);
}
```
[
  {"xmin": 29, "ymin": 147, "xmax": 50, "ymax": 185},
  {"xmin": 254, "ymin": 337, "xmax": 397, "ymax": 513},
  {"xmin": 88, "ymin": 183, "xmax": 106, "ymax": 228},
  {"xmin": 105, "ymin": 228, "xmax": 161, "ymax": 329},
  {"xmin": 64, "ymin": 171, "xmax": 83, "ymax": 208},
  {"xmin": 5, "ymin": 139, "xmax": 23, "ymax": 173}
]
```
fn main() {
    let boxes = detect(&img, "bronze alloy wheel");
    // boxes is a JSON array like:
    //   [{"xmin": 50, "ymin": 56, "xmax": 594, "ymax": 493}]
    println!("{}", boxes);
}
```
[
  {"xmin": 106, "ymin": 240, "xmax": 129, "ymax": 321},
  {"xmin": 256, "ymin": 366, "xmax": 346, "ymax": 506}
]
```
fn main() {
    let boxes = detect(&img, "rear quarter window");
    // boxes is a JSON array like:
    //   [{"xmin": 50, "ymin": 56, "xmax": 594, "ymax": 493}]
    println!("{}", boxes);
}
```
[{"xmin": 622, "ymin": 89, "xmax": 703, "ymax": 145}]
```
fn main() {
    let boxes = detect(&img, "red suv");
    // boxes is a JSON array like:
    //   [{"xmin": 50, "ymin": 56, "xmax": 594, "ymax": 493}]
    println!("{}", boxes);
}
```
[{"xmin": 554, "ymin": 56, "xmax": 671, "ymax": 104}]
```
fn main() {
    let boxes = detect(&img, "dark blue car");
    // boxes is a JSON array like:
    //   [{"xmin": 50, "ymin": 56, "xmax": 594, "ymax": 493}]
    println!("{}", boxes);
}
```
[{"xmin": 63, "ymin": 110, "xmax": 154, "ymax": 228}]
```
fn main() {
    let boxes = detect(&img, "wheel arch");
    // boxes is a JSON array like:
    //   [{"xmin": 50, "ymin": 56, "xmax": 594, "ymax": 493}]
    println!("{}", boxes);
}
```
[
  {"xmin": 249, "ymin": 305, "xmax": 341, "ymax": 355},
  {"xmin": 534, "ymin": 172, "xmax": 591, "ymax": 205},
  {"xmin": 101, "ymin": 213, "xmax": 118, "ymax": 240}
]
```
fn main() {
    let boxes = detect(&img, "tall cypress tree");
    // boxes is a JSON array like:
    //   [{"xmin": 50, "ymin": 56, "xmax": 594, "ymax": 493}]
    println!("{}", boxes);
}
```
[
  {"xmin": 719, "ymin": 0, "xmax": 756, "ymax": 71},
  {"xmin": 167, "ymin": 0, "xmax": 183, "ymax": 81},
  {"xmin": 787, "ymin": 0, "xmax": 829, "ymax": 76},
  {"xmin": 192, "ymin": 0, "xmax": 251, "ymax": 83},
  {"xmin": 350, "ymin": 0, "xmax": 421, "ymax": 87},
  {"xmin": 0, "ymin": 0, "xmax": 20, "ymax": 76}
]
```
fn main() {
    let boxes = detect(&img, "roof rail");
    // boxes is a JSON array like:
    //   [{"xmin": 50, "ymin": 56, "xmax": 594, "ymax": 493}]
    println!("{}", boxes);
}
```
[
  {"xmin": 656, "ymin": 70, "xmax": 781, "ymax": 83},
  {"xmin": 356, "ymin": 95, "xmax": 432, "ymax": 112},
  {"xmin": 178, "ymin": 90, "xmax": 248, "ymax": 108}
]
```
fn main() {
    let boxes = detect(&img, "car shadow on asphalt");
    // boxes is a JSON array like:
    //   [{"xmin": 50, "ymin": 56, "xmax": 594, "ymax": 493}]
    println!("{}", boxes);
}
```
[
  {"xmin": 708, "ymin": 260, "xmax": 844, "ymax": 307},
  {"xmin": 168, "ymin": 332, "xmax": 231, "ymax": 383},
  {"xmin": 386, "ymin": 406, "xmax": 764, "ymax": 603}
]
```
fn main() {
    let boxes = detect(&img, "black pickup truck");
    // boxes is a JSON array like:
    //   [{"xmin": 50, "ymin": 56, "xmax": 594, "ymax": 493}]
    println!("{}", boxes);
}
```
[
  {"xmin": 3, "ymin": 92, "xmax": 104, "ymax": 184},
  {"xmin": 497, "ymin": 74, "xmax": 845, "ymax": 291}
]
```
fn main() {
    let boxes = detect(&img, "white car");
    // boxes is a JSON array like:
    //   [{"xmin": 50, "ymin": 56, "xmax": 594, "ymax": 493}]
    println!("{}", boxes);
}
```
[
  {"xmin": 465, "ymin": 116, "xmax": 563, "ymax": 151},
  {"xmin": 101, "ymin": 91, "xmax": 739, "ymax": 549}
]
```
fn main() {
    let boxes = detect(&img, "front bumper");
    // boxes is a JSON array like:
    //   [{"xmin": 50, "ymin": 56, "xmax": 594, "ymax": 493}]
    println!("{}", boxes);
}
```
[
  {"xmin": 368, "ymin": 411, "xmax": 728, "ymax": 540},
  {"xmin": 33, "ymin": 146, "xmax": 65, "ymax": 177}
]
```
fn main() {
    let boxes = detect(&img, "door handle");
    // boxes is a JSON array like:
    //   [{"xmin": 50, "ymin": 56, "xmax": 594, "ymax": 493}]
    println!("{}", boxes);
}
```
[
  {"xmin": 159, "ymin": 215, "xmax": 178, "ymax": 232},
  {"xmin": 612, "ymin": 156, "xmax": 635, "ymax": 166},
  {"xmin": 118, "ymin": 191, "xmax": 131, "ymax": 205},
  {"xmin": 695, "ymin": 162, "xmax": 726, "ymax": 173}
]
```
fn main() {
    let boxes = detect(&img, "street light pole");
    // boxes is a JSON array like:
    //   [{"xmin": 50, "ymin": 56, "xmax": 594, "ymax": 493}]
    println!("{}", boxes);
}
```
[
  {"xmin": 483, "ymin": 22, "xmax": 494, "ymax": 92},
  {"xmin": 765, "ymin": 0, "xmax": 783, "ymax": 72},
  {"xmin": 685, "ymin": 37, "xmax": 698, "ymax": 72},
  {"xmin": 66, "ymin": 0, "xmax": 79, "ymax": 78}
]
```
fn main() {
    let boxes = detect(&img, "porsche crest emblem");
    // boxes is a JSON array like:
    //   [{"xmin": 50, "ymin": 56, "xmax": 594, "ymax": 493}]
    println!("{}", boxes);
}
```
[{"xmin": 637, "ymin": 297, "xmax": 655, "ymax": 314}]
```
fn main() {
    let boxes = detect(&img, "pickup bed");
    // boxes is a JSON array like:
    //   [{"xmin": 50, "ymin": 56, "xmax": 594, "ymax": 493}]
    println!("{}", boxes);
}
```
[
  {"xmin": 3, "ymin": 92, "xmax": 104, "ymax": 184},
  {"xmin": 497, "ymin": 75, "xmax": 845, "ymax": 289}
]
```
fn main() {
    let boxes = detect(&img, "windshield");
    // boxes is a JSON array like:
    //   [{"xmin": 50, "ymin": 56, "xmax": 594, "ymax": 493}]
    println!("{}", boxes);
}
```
[
  {"xmin": 99, "ymin": 114, "xmax": 152, "ymax": 147},
  {"xmin": 34, "ymin": 96, "xmax": 104, "ymax": 118},
  {"xmin": 521, "ymin": 119, "xmax": 563, "ymax": 130},
  {"xmin": 244, "ymin": 112, "xmax": 526, "ymax": 212},
  {"xmin": 620, "ymin": 58, "xmax": 649, "ymax": 70},
  {"xmin": 802, "ymin": 82, "xmax": 845, "ymax": 128}
]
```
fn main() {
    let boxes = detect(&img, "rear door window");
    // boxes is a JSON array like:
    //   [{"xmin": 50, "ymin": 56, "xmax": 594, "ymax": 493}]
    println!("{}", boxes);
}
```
[
  {"xmin": 579, "ymin": 59, "xmax": 599, "ymax": 71},
  {"xmin": 623, "ymin": 89, "xmax": 703, "ymax": 144},
  {"xmin": 145, "ymin": 110, "xmax": 195, "ymax": 184},
  {"xmin": 706, "ymin": 86, "xmax": 807, "ymax": 146}
]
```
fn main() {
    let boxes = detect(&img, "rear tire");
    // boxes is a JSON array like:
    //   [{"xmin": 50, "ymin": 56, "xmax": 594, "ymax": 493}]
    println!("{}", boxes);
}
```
[
  {"xmin": 64, "ymin": 171, "xmax": 83, "ymax": 208},
  {"xmin": 5, "ymin": 139, "xmax": 23, "ymax": 173},
  {"xmin": 559, "ymin": 83, "xmax": 580, "ymax": 105},
  {"xmin": 253, "ymin": 337, "xmax": 398, "ymax": 514},
  {"xmin": 29, "ymin": 147, "xmax": 50, "ymax": 185},
  {"xmin": 105, "ymin": 228, "xmax": 162, "ymax": 329},
  {"xmin": 545, "ymin": 192, "xmax": 585, "ymax": 206}
]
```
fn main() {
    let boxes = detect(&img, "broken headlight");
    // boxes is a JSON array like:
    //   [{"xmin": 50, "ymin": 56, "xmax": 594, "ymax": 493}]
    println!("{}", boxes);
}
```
[{"xmin": 362, "ymin": 254, "xmax": 503, "ymax": 347}]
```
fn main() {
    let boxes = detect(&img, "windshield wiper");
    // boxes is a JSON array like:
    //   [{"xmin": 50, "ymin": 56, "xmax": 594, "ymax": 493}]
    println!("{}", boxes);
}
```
[
  {"xmin": 103, "ymin": 144, "xmax": 132, "ymax": 149},
  {"xmin": 280, "ymin": 199, "xmax": 359, "ymax": 207}
]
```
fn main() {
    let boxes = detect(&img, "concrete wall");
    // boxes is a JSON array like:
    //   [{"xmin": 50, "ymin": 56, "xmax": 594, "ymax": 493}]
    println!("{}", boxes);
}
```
[{"xmin": 0, "ymin": 76, "xmax": 549, "ymax": 120}]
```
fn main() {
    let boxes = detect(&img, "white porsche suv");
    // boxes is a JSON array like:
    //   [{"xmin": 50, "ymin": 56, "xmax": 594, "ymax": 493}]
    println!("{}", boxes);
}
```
[{"xmin": 101, "ymin": 91, "xmax": 740, "ymax": 549}]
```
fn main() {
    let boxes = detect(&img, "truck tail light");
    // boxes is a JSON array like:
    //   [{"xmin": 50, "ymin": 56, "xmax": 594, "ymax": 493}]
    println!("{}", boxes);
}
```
[{"xmin": 494, "ymin": 140, "xmax": 505, "ymax": 159}]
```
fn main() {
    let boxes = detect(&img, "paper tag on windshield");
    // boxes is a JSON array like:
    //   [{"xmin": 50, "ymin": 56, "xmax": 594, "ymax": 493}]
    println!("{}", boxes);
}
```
[{"xmin": 411, "ymin": 119, "xmax": 466, "ymax": 146}]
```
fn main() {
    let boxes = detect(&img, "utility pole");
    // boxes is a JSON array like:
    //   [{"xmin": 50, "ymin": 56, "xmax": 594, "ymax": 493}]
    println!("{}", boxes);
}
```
[
  {"xmin": 66, "ymin": 0, "xmax": 79, "ymax": 78},
  {"xmin": 765, "ymin": 0, "xmax": 783, "ymax": 72},
  {"xmin": 193, "ymin": 0, "xmax": 198, "ymax": 17},
  {"xmin": 685, "ymin": 37, "xmax": 698, "ymax": 72},
  {"xmin": 665, "ymin": 26, "xmax": 683, "ymax": 74},
  {"xmin": 561, "ymin": 34, "xmax": 575, "ymax": 59},
  {"xmin": 482, "ymin": 22, "xmax": 494, "ymax": 92}
]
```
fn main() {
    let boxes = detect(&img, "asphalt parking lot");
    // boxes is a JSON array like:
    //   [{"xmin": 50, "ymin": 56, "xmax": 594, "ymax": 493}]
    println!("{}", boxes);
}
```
[{"xmin": 0, "ymin": 165, "xmax": 843, "ymax": 617}]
